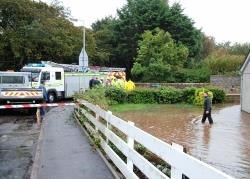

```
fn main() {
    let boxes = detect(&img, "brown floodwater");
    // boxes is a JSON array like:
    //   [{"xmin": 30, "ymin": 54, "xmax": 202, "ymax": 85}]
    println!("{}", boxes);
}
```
[{"xmin": 115, "ymin": 104, "xmax": 250, "ymax": 179}]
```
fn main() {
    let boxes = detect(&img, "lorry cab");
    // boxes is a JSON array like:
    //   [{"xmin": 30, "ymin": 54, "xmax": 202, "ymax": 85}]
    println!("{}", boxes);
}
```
[{"xmin": 39, "ymin": 67, "xmax": 65, "ymax": 102}]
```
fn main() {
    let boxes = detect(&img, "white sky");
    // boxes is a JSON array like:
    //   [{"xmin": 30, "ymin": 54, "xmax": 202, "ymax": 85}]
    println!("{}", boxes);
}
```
[{"xmin": 43, "ymin": 0, "xmax": 250, "ymax": 43}]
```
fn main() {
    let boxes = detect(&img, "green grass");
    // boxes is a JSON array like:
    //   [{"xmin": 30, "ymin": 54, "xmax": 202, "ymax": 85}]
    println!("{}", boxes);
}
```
[
  {"xmin": 110, "ymin": 103, "xmax": 199, "ymax": 113},
  {"xmin": 110, "ymin": 103, "xmax": 158, "ymax": 113}
]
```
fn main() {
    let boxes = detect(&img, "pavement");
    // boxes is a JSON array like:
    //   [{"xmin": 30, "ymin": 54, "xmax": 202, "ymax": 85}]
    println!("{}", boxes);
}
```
[{"xmin": 35, "ymin": 106, "xmax": 114, "ymax": 179}]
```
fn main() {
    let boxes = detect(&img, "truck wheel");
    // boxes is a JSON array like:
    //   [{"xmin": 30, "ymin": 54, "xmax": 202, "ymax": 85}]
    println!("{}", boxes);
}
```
[{"xmin": 48, "ymin": 92, "xmax": 56, "ymax": 103}]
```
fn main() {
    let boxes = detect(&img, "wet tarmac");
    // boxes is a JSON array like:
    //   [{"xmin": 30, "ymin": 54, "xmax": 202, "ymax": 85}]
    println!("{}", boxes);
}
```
[
  {"xmin": 116, "ymin": 104, "xmax": 250, "ymax": 179},
  {"xmin": 0, "ymin": 109, "xmax": 39, "ymax": 179}
]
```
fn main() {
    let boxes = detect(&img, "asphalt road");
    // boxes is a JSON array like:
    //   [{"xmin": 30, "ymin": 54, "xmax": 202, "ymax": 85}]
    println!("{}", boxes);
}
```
[{"xmin": 36, "ymin": 106, "xmax": 114, "ymax": 179}]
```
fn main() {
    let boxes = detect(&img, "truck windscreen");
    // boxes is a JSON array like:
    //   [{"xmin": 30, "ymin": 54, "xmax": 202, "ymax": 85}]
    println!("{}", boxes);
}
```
[{"xmin": 20, "ymin": 68, "xmax": 41, "ymax": 82}]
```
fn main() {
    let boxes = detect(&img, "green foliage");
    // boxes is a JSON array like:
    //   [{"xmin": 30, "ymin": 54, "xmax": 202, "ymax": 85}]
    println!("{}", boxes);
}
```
[
  {"xmin": 173, "ymin": 67, "xmax": 210, "ymax": 82},
  {"xmin": 131, "ymin": 28, "xmax": 189, "ymax": 82},
  {"xmin": 99, "ymin": 0, "xmax": 203, "ymax": 76},
  {"xmin": 157, "ymin": 87, "xmax": 182, "ymax": 104},
  {"xmin": 165, "ymin": 3, "xmax": 202, "ymax": 58},
  {"xmin": 207, "ymin": 87, "xmax": 226, "ymax": 104},
  {"xmin": 104, "ymin": 87, "xmax": 127, "ymax": 104},
  {"xmin": 200, "ymin": 35, "xmax": 216, "ymax": 59},
  {"xmin": 114, "ymin": 0, "xmax": 170, "ymax": 75},
  {"xmin": 0, "ymin": 0, "xmax": 96, "ymax": 70},
  {"xmin": 73, "ymin": 87, "xmax": 109, "ymax": 109},
  {"xmin": 204, "ymin": 49, "xmax": 245, "ymax": 75},
  {"xmin": 127, "ymin": 88, "xmax": 158, "ymax": 104},
  {"xmin": 91, "ymin": 17, "xmax": 117, "ymax": 66},
  {"xmin": 194, "ymin": 88, "xmax": 213, "ymax": 106},
  {"xmin": 217, "ymin": 42, "xmax": 250, "ymax": 56},
  {"xmin": 182, "ymin": 87, "xmax": 196, "ymax": 104},
  {"xmin": 194, "ymin": 87, "xmax": 226, "ymax": 105},
  {"xmin": 75, "ymin": 86, "xmax": 225, "ymax": 108}
]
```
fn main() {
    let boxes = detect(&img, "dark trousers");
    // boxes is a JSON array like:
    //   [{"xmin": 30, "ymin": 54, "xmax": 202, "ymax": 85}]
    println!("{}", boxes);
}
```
[{"xmin": 201, "ymin": 109, "xmax": 213, "ymax": 124}]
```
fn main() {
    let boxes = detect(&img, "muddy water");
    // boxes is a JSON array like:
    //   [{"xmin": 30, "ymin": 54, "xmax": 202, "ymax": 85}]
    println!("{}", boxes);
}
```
[
  {"xmin": 116, "ymin": 104, "xmax": 250, "ymax": 179},
  {"xmin": 0, "ymin": 111, "xmax": 39, "ymax": 179}
]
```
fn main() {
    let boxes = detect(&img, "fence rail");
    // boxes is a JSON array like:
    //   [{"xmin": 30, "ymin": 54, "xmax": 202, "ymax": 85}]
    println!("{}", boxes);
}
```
[{"xmin": 75, "ymin": 99, "xmax": 234, "ymax": 179}]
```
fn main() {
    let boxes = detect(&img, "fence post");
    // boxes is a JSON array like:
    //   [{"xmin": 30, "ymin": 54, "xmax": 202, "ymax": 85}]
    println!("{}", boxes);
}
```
[
  {"xmin": 95, "ymin": 105, "xmax": 100, "ymax": 131},
  {"xmin": 171, "ymin": 143, "xmax": 184, "ymax": 179},
  {"xmin": 127, "ymin": 121, "xmax": 135, "ymax": 172},
  {"xmin": 106, "ymin": 111, "xmax": 112, "ymax": 143}
]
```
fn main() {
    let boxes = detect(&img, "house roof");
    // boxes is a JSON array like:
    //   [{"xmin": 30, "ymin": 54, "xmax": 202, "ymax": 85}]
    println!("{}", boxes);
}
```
[{"xmin": 240, "ymin": 50, "xmax": 250, "ymax": 74}]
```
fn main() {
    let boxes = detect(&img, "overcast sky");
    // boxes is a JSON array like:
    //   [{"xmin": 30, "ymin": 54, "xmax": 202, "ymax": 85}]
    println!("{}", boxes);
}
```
[{"xmin": 43, "ymin": 0, "xmax": 250, "ymax": 43}]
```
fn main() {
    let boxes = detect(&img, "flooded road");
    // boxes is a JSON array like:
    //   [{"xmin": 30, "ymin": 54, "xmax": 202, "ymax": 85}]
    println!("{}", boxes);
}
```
[
  {"xmin": 0, "ymin": 110, "xmax": 39, "ymax": 179},
  {"xmin": 115, "ymin": 104, "xmax": 250, "ymax": 179}
]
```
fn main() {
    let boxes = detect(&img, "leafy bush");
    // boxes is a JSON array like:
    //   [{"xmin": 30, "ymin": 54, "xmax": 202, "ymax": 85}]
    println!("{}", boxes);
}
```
[
  {"xmin": 74, "ymin": 86, "xmax": 225, "ymax": 108},
  {"xmin": 157, "ymin": 87, "xmax": 182, "ymax": 104},
  {"xmin": 125, "ymin": 80, "xmax": 136, "ymax": 91},
  {"xmin": 182, "ymin": 87, "xmax": 196, "ymax": 104},
  {"xmin": 207, "ymin": 87, "xmax": 226, "ymax": 103},
  {"xmin": 73, "ymin": 87, "xmax": 109, "ymax": 109},
  {"xmin": 173, "ymin": 67, "xmax": 210, "ymax": 83},
  {"xmin": 104, "ymin": 87, "xmax": 127, "ymax": 103},
  {"xmin": 127, "ymin": 88, "xmax": 158, "ymax": 104},
  {"xmin": 194, "ymin": 88, "xmax": 213, "ymax": 106},
  {"xmin": 131, "ymin": 28, "xmax": 189, "ymax": 82}
]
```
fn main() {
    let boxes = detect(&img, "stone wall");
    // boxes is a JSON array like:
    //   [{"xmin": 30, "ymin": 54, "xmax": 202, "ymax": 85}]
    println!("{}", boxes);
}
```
[
  {"xmin": 135, "ymin": 75, "xmax": 240, "ymax": 94},
  {"xmin": 135, "ymin": 83, "xmax": 209, "ymax": 89},
  {"xmin": 210, "ymin": 75, "xmax": 240, "ymax": 93}
]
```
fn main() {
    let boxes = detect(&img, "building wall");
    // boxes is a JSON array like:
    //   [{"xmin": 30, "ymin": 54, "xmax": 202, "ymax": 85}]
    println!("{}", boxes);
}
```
[
  {"xmin": 242, "ymin": 67, "xmax": 250, "ymax": 113},
  {"xmin": 244, "ymin": 61, "xmax": 250, "ymax": 73},
  {"xmin": 210, "ymin": 75, "xmax": 240, "ymax": 93}
]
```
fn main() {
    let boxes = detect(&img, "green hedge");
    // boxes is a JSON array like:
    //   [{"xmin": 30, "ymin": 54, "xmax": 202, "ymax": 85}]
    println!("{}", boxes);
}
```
[
  {"xmin": 104, "ymin": 86, "xmax": 225, "ymax": 105},
  {"xmin": 157, "ymin": 88, "xmax": 182, "ymax": 104},
  {"xmin": 207, "ymin": 87, "xmax": 226, "ymax": 103},
  {"xmin": 127, "ymin": 89, "xmax": 158, "ymax": 104},
  {"xmin": 104, "ymin": 87, "xmax": 127, "ymax": 103}
]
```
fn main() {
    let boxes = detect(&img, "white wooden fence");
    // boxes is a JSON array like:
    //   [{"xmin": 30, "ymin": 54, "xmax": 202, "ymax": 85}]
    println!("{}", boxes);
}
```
[{"xmin": 75, "ymin": 100, "xmax": 234, "ymax": 179}]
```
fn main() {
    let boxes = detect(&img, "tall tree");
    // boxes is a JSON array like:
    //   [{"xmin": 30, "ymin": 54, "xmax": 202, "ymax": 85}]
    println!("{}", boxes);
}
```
[
  {"xmin": 91, "ymin": 17, "xmax": 117, "ymax": 66},
  {"xmin": 0, "ymin": 0, "xmax": 94, "ymax": 70},
  {"xmin": 131, "ymin": 28, "xmax": 189, "ymax": 82},
  {"xmin": 110, "ymin": 0, "xmax": 202, "ymax": 76},
  {"xmin": 165, "ymin": 3, "xmax": 202, "ymax": 59},
  {"xmin": 114, "ymin": 0, "xmax": 169, "ymax": 76}
]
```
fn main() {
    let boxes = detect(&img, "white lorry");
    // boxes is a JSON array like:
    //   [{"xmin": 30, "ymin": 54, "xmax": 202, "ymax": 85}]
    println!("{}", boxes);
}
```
[
  {"xmin": 0, "ymin": 71, "xmax": 43, "ymax": 104},
  {"xmin": 20, "ymin": 63, "xmax": 108, "ymax": 103}
]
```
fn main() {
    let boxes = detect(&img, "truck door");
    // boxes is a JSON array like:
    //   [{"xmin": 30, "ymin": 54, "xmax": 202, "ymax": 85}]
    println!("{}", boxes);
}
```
[{"xmin": 54, "ymin": 71, "xmax": 64, "ymax": 92}]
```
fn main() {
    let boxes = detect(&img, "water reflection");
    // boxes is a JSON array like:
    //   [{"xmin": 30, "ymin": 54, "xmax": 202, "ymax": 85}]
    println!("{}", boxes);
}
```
[
  {"xmin": 116, "ymin": 104, "xmax": 250, "ymax": 179},
  {"xmin": 202, "ymin": 125, "xmax": 211, "ymax": 148}
]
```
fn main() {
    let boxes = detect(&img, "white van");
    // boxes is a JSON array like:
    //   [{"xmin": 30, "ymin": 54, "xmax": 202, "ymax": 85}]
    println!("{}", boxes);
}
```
[{"xmin": 0, "ymin": 72, "xmax": 43, "ymax": 103}]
